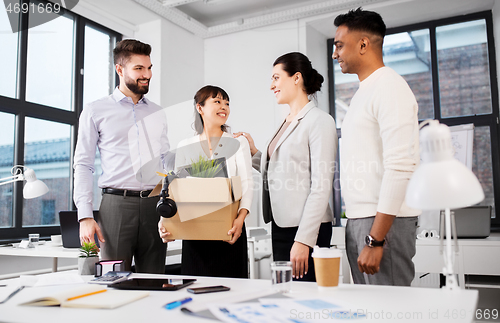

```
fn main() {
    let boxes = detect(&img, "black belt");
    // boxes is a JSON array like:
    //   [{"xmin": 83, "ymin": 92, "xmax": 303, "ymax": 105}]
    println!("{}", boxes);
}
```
[{"xmin": 102, "ymin": 188, "xmax": 152, "ymax": 198}]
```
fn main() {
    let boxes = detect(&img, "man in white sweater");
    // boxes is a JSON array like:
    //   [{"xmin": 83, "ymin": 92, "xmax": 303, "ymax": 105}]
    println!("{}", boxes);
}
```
[{"xmin": 333, "ymin": 8, "xmax": 421, "ymax": 285}]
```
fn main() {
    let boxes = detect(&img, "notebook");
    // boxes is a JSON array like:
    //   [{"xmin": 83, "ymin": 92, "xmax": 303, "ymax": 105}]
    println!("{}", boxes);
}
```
[
  {"xmin": 20, "ymin": 285, "xmax": 149, "ymax": 309},
  {"xmin": 59, "ymin": 210, "xmax": 100, "ymax": 248}
]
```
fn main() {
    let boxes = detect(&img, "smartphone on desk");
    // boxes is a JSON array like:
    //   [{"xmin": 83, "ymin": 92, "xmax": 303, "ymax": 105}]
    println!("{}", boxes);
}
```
[{"xmin": 187, "ymin": 285, "xmax": 230, "ymax": 294}]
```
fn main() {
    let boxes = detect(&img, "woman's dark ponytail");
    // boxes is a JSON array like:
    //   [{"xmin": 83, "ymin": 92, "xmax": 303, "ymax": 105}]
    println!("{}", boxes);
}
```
[{"xmin": 273, "ymin": 52, "xmax": 324, "ymax": 95}]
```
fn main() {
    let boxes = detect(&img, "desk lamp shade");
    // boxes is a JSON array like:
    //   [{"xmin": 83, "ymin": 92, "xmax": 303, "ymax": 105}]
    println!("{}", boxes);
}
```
[
  {"xmin": 405, "ymin": 120, "xmax": 484, "ymax": 210},
  {"xmin": 22, "ymin": 168, "xmax": 49, "ymax": 199}
]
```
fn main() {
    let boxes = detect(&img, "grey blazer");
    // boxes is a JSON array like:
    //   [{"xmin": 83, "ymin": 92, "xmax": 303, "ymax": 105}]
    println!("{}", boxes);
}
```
[{"xmin": 253, "ymin": 101, "xmax": 337, "ymax": 247}]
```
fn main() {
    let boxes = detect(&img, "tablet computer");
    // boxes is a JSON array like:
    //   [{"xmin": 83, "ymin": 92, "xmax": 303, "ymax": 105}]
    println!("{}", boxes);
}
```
[{"xmin": 109, "ymin": 278, "xmax": 196, "ymax": 291}]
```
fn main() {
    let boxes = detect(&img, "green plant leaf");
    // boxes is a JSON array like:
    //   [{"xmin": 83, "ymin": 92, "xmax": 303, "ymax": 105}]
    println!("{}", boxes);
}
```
[
  {"xmin": 79, "ymin": 242, "xmax": 99, "ymax": 258},
  {"xmin": 189, "ymin": 155, "xmax": 221, "ymax": 178}
]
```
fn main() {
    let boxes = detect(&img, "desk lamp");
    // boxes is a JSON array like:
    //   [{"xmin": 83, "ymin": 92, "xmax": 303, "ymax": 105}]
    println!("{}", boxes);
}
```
[
  {"xmin": 0, "ymin": 165, "xmax": 49, "ymax": 199},
  {"xmin": 405, "ymin": 120, "xmax": 484, "ymax": 290}
]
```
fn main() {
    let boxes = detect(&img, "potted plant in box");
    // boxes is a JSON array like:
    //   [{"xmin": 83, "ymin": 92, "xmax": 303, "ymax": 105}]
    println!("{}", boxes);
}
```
[
  {"xmin": 78, "ymin": 242, "xmax": 99, "ymax": 275},
  {"xmin": 189, "ymin": 155, "xmax": 223, "ymax": 178}
]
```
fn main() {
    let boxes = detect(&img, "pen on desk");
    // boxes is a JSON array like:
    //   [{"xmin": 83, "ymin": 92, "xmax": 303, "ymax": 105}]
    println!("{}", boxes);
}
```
[
  {"xmin": 66, "ymin": 289, "xmax": 107, "ymax": 301},
  {"xmin": 0, "ymin": 286, "xmax": 25, "ymax": 304},
  {"xmin": 164, "ymin": 297, "xmax": 192, "ymax": 310}
]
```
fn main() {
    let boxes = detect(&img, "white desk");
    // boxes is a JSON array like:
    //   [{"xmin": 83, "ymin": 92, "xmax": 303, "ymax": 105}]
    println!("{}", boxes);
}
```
[
  {"xmin": 0, "ymin": 271, "xmax": 478, "ymax": 323},
  {"xmin": 0, "ymin": 243, "xmax": 80, "ymax": 272},
  {"xmin": 414, "ymin": 232, "xmax": 500, "ymax": 288},
  {"xmin": 1, "ymin": 234, "xmax": 278, "ymax": 280},
  {"xmin": 0, "ymin": 241, "xmax": 183, "ymax": 273}
]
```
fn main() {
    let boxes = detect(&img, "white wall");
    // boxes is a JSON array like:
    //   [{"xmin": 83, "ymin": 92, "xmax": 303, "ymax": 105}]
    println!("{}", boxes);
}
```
[
  {"xmin": 134, "ymin": 20, "xmax": 163, "ymax": 105},
  {"xmin": 161, "ymin": 21, "xmax": 205, "ymax": 151},
  {"xmin": 134, "ymin": 19, "xmax": 204, "ymax": 108},
  {"xmin": 160, "ymin": 21, "xmax": 204, "ymax": 108},
  {"xmin": 205, "ymin": 20, "xmax": 299, "ymax": 229},
  {"xmin": 204, "ymin": 20, "xmax": 300, "ymax": 150},
  {"xmin": 304, "ymin": 24, "xmax": 330, "ymax": 114},
  {"xmin": 135, "ymin": 19, "xmax": 205, "ymax": 158}
]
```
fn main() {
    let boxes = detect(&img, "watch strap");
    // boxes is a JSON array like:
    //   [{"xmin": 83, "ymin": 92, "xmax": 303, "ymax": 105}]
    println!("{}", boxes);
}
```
[{"xmin": 366, "ymin": 234, "xmax": 385, "ymax": 247}]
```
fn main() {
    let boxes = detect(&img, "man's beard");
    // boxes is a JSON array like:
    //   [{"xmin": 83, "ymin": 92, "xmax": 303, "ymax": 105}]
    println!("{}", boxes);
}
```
[{"xmin": 125, "ymin": 75, "xmax": 150, "ymax": 95}]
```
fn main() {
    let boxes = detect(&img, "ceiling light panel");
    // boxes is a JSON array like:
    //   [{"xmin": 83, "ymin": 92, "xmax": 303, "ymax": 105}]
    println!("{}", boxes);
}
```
[{"xmin": 160, "ymin": 0, "xmax": 200, "ymax": 7}]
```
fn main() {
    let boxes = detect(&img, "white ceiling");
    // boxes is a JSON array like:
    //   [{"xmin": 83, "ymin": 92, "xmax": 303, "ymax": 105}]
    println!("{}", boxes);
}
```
[
  {"xmin": 80, "ymin": 0, "xmax": 496, "ymax": 38},
  {"xmin": 309, "ymin": 0, "xmax": 496, "ymax": 38},
  {"xmin": 177, "ymin": 0, "xmax": 324, "ymax": 27},
  {"xmin": 80, "ymin": 0, "xmax": 159, "ymax": 25}
]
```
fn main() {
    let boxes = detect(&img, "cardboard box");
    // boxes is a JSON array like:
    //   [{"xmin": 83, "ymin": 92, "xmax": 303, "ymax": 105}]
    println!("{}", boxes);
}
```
[{"xmin": 150, "ymin": 176, "xmax": 242, "ymax": 241}]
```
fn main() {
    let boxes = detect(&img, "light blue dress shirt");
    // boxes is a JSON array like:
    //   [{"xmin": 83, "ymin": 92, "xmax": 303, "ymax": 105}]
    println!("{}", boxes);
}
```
[{"xmin": 73, "ymin": 88, "xmax": 170, "ymax": 220}]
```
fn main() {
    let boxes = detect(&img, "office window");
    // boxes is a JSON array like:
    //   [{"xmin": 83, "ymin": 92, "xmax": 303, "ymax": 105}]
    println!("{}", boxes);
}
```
[
  {"xmin": 384, "ymin": 30, "xmax": 434, "ymax": 120},
  {"xmin": 328, "ymin": 11, "xmax": 500, "ymax": 227},
  {"xmin": 41, "ymin": 200, "xmax": 56, "ymax": 225},
  {"xmin": 23, "ymin": 118, "xmax": 71, "ymax": 226},
  {"xmin": 0, "ymin": 0, "xmax": 120, "ymax": 241},
  {"xmin": 472, "ymin": 127, "xmax": 495, "ymax": 217},
  {"xmin": 0, "ymin": 113, "xmax": 16, "ymax": 228},
  {"xmin": 333, "ymin": 29, "xmax": 434, "ymax": 128},
  {"xmin": 437, "ymin": 20, "xmax": 492, "ymax": 118},
  {"xmin": 83, "ymin": 24, "xmax": 115, "ymax": 107},
  {"xmin": 0, "ymin": 1, "xmax": 19, "ymax": 99},
  {"xmin": 26, "ymin": 9, "xmax": 74, "ymax": 111}
]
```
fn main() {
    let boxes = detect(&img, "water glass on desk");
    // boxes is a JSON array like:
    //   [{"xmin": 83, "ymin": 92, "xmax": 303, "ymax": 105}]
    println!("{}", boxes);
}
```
[{"xmin": 271, "ymin": 261, "xmax": 292, "ymax": 293}]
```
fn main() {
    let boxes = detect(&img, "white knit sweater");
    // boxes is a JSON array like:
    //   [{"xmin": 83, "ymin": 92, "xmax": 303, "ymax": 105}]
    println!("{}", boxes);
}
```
[{"xmin": 340, "ymin": 67, "xmax": 421, "ymax": 218}]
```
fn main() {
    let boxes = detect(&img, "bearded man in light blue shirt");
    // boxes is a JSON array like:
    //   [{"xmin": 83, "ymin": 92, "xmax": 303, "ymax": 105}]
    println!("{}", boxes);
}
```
[{"xmin": 73, "ymin": 39, "xmax": 170, "ymax": 274}]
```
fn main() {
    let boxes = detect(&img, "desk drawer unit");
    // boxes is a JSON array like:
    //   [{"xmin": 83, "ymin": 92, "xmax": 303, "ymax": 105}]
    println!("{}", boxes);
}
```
[
  {"xmin": 462, "ymin": 245, "xmax": 500, "ymax": 276},
  {"xmin": 414, "ymin": 244, "xmax": 460, "ymax": 274}
]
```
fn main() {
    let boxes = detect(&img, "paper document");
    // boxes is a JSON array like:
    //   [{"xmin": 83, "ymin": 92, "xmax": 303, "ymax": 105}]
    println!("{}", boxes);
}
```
[
  {"xmin": 20, "ymin": 273, "xmax": 84, "ymax": 287},
  {"xmin": 209, "ymin": 298, "xmax": 366, "ymax": 322},
  {"xmin": 0, "ymin": 285, "xmax": 22, "ymax": 303}
]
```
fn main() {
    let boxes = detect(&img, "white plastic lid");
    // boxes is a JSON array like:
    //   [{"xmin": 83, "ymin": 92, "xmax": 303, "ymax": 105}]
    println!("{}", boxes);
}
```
[{"xmin": 312, "ymin": 246, "xmax": 342, "ymax": 258}]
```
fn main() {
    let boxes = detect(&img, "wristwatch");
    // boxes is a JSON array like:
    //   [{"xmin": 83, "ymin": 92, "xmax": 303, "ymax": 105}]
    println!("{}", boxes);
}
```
[{"xmin": 365, "ymin": 234, "xmax": 385, "ymax": 248}]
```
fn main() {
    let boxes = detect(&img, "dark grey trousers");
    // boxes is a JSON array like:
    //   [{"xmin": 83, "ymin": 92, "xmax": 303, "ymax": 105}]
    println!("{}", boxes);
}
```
[
  {"xmin": 98, "ymin": 193, "xmax": 166, "ymax": 274},
  {"xmin": 346, "ymin": 216, "xmax": 418, "ymax": 286}
]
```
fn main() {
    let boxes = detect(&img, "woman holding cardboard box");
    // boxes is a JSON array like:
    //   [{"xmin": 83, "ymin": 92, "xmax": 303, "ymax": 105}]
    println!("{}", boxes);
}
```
[
  {"xmin": 158, "ymin": 85, "xmax": 253, "ymax": 278},
  {"xmin": 234, "ymin": 52, "xmax": 337, "ymax": 282}
]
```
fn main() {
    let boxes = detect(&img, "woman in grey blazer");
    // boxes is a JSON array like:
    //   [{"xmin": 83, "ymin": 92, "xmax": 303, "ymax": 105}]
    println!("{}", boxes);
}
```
[{"xmin": 234, "ymin": 52, "xmax": 337, "ymax": 282}]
